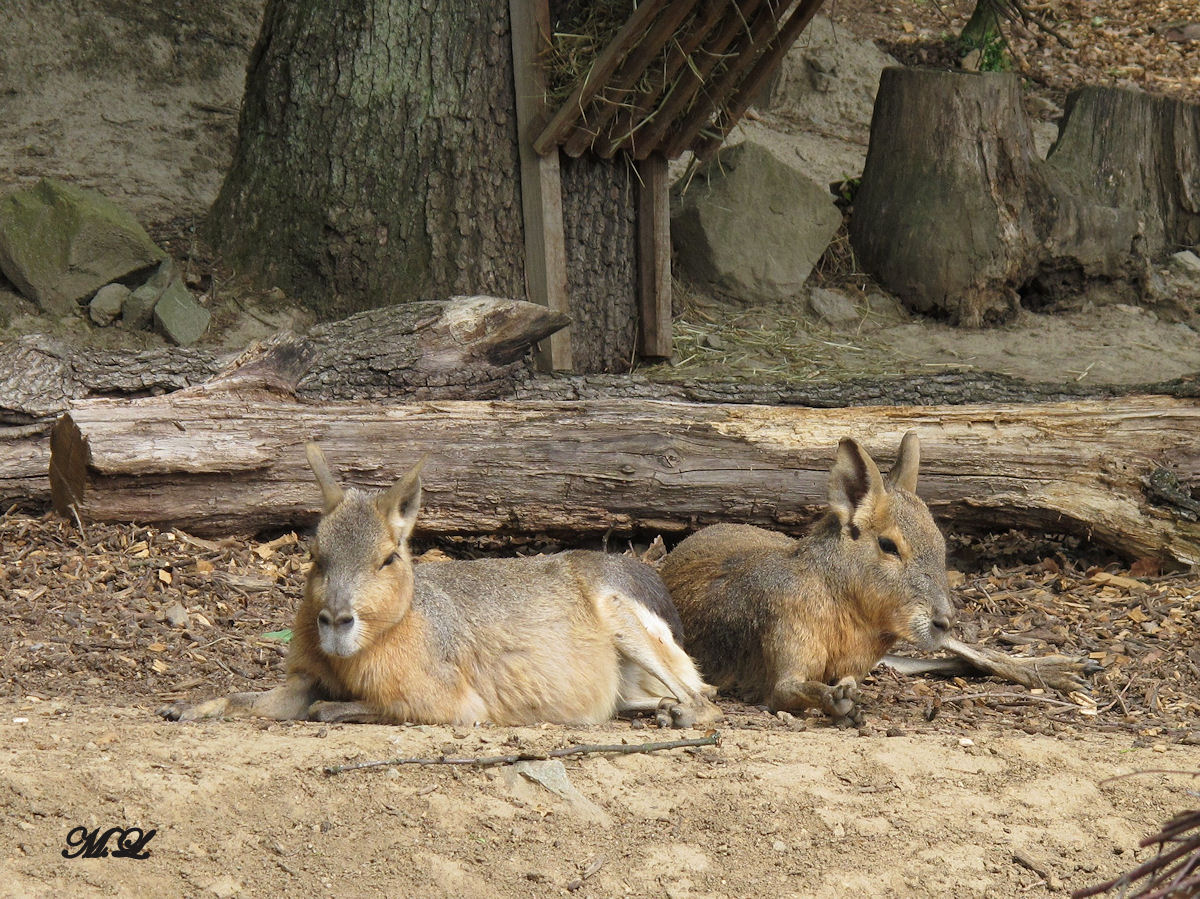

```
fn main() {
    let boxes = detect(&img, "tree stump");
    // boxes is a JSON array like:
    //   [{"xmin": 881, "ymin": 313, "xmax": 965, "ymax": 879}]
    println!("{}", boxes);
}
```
[
  {"xmin": 849, "ymin": 69, "xmax": 1199, "ymax": 325},
  {"xmin": 1046, "ymin": 85, "xmax": 1200, "ymax": 255}
]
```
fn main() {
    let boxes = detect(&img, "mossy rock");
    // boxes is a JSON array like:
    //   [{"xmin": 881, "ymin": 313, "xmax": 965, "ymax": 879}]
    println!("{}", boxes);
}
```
[{"xmin": 0, "ymin": 178, "xmax": 165, "ymax": 314}]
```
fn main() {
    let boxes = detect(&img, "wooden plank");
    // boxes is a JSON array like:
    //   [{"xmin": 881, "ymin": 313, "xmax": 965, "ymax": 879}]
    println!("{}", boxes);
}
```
[
  {"xmin": 636, "ymin": 154, "xmax": 673, "ymax": 358},
  {"xmin": 599, "ymin": 0, "xmax": 730, "ymax": 159},
  {"xmin": 509, "ymin": 0, "xmax": 572, "ymax": 370},
  {"xmin": 561, "ymin": 0, "xmax": 702, "ymax": 158},
  {"xmin": 50, "ymin": 394, "xmax": 1200, "ymax": 565},
  {"xmin": 659, "ymin": 0, "xmax": 793, "ymax": 160},
  {"xmin": 690, "ymin": 0, "xmax": 827, "ymax": 160},
  {"xmin": 532, "ymin": 0, "xmax": 670, "ymax": 156},
  {"xmin": 630, "ymin": 0, "xmax": 769, "ymax": 161}
]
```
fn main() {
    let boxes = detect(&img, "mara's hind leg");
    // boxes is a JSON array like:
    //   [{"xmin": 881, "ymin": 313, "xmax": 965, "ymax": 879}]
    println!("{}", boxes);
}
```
[{"xmin": 603, "ymin": 593, "xmax": 722, "ymax": 728}]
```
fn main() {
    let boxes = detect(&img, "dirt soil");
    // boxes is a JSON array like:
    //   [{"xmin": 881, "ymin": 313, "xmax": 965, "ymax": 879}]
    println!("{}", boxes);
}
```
[{"xmin": 1, "ymin": 1, "xmax": 1199, "ymax": 897}]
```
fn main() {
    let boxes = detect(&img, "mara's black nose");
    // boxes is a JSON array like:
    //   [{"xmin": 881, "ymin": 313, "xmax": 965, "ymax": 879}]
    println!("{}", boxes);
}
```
[
  {"xmin": 931, "ymin": 613, "xmax": 953, "ymax": 634},
  {"xmin": 317, "ymin": 609, "xmax": 356, "ymax": 628}
]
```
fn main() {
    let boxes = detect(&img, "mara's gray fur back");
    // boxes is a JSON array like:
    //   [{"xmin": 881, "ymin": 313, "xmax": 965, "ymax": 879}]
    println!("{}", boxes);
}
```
[{"xmin": 413, "ymin": 550, "xmax": 683, "ymax": 654}]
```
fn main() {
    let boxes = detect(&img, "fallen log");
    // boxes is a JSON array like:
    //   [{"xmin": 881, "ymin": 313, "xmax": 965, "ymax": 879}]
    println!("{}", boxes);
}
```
[
  {"xmin": 0, "ymin": 295, "xmax": 568, "ymax": 423},
  {"xmin": 0, "ymin": 424, "xmax": 50, "ymax": 511},
  {"xmin": 0, "ymin": 294, "xmax": 566, "ymax": 509},
  {"xmin": 49, "ymin": 394, "xmax": 1200, "ymax": 564}
]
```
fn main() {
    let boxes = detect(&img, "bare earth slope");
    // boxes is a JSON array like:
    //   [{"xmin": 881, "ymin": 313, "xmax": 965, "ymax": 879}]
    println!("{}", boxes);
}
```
[{"xmin": 2, "ymin": 703, "xmax": 1195, "ymax": 898}]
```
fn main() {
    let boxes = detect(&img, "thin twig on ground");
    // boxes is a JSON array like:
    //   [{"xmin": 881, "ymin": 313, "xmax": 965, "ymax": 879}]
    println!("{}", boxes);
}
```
[{"xmin": 324, "ymin": 731, "xmax": 720, "ymax": 775}]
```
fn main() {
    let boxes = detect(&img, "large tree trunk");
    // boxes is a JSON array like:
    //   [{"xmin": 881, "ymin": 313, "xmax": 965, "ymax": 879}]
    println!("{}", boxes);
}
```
[
  {"xmin": 49, "ymin": 394, "xmax": 1200, "ymax": 564},
  {"xmin": 558, "ymin": 156, "xmax": 639, "ymax": 372},
  {"xmin": 209, "ymin": 1, "xmax": 524, "ymax": 318},
  {"xmin": 849, "ymin": 70, "xmax": 1198, "ymax": 324},
  {"xmin": 208, "ymin": 0, "xmax": 641, "ymax": 372}
]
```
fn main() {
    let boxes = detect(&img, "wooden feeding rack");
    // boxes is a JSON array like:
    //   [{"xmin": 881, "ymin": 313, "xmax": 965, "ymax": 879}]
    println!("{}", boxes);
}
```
[{"xmin": 510, "ymin": 0, "xmax": 825, "ymax": 370}]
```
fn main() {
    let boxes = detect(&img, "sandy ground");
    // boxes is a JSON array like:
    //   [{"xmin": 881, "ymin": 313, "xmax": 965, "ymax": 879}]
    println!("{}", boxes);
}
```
[{"xmin": 1, "ymin": 701, "xmax": 1195, "ymax": 898}]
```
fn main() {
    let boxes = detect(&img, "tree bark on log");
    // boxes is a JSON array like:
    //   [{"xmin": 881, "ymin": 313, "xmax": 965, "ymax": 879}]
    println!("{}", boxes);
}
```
[
  {"xmin": 849, "ymin": 70, "xmax": 1198, "ymax": 324},
  {"xmin": 48, "ymin": 394, "xmax": 1200, "ymax": 564},
  {"xmin": 0, "ymin": 296, "xmax": 567, "ymax": 423}
]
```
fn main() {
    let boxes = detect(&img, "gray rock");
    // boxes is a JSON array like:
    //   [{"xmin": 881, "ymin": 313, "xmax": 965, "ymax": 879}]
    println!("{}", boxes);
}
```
[
  {"xmin": 154, "ymin": 279, "xmax": 210, "ymax": 346},
  {"xmin": 500, "ymin": 760, "xmax": 610, "ymax": 825},
  {"xmin": 0, "ymin": 178, "xmax": 165, "ymax": 314},
  {"xmin": 123, "ymin": 283, "xmax": 162, "ymax": 330},
  {"xmin": 808, "ymin": 287, "xmax": 859, "ymax": 325},
  {"xmin": 144, "ymin": 258, "xmax": 177, "ymax": 292},
  {"xmin": 671, "ymin": 141, "xmax": 842, "ymax": 304},
  {"xmin": 1169, "ymin": 250, "xmax": 1200, "ymax": 275},
  {"xmin": 163, "ymin": 602, "xmax": 189, "ymax": 628},
  {"xmin": 88, "ymin": 283, "xmax": 130, "ymax": 326}
]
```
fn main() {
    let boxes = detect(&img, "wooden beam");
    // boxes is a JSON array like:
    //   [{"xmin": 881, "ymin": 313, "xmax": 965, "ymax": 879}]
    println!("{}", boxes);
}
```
[
  {"xmin": 509, "ymin": 0, "xmax": 572, "ymax": 370},
  {"xmin": 690, "ymin": 0, "xmax": 827, "ymax": 160},
  {"xmin": 532, "ymin": 0, "xmax": 670, "ymax": 156},
  {"xmin": 560, "ymin": 0, "xmax": 702, "ymax": 159},
  {"xmin": 631, "ymin": 0, "xmax": 769, "ymax": 161},
  {"xmin": 636, "ymin": 154, "xmax": 673, "ymax": 358},
  {"xmin": 660, "ymin": 0, "xmax": 791, "ymax": 160},
  {"xmin": 599, "ymin": 0, "xmax": 730, "ymax": 160}
]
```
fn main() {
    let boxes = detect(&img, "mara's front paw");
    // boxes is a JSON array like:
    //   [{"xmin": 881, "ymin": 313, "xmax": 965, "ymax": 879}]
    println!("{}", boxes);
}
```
[
  {"xmin": 823, "ymin": 677, "xmax": 863, "ymax": 728},
  {"xmin": 157, "ymin": 698, "xmax": 226, "ymax": 722}
]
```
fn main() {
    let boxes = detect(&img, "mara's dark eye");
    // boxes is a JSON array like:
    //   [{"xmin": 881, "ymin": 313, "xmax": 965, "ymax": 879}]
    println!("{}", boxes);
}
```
[
  {"xmin": 878, "ymin": 536, "xmax": 901, "ymax": 557},
  {"xmin": 380, "ymin": 552, "xmax": 399, "ymax": 570}
]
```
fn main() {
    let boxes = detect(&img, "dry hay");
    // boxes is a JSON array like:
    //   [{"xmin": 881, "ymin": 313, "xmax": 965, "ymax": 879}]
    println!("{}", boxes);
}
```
[
  {"xmin": 644, "ymin": 275, "xmax": 921, "ymax": 385},
  {"xmin": 541, "ymin": 0, "xmax": 755, "ymax": 151}
]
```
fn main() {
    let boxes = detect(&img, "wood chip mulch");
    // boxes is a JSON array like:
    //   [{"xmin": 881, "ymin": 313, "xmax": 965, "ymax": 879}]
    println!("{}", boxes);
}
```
[{"xmin": 1, "ymin": 510, "xmax": 1197, "ymax": 744}]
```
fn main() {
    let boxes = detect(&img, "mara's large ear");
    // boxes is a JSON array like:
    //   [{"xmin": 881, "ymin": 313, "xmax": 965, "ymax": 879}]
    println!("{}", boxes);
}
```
[
  {"xmin": 887, "ymin": 431, "xmax": 920, "ymax": 494},
  {"xmin": 828, "ymin": 438, "xmax": 887, "ymax": 534},
  {"xmin": 376, "ymin": 456, "xmax": 426, "ymax": 543},
  {"xmin": 306, "ymin": 442, "xmax": 344, "ymax": 513}
]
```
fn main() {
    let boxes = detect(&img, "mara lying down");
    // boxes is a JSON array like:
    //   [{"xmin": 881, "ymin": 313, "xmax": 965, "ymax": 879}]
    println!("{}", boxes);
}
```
[
  {"xmin": 661, "ymin": 433, "xmax": 1098, "ymax": 726},
  {"xmin": 161, "ymin": 444, "xmax": 721, "ymax": 729}
]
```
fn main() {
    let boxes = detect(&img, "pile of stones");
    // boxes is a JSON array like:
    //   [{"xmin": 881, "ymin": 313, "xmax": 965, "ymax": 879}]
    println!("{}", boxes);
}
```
[{"xmin": 0, "ymin": 178, "xmax": 210, "ymax": 345}]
